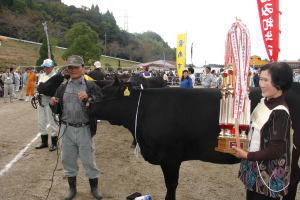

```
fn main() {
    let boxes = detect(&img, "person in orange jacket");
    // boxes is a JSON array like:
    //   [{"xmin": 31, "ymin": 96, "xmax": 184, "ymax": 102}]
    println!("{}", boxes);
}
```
[{"xmin": 25, "ymin": 68, "xmax": 36, "ymax": 102}]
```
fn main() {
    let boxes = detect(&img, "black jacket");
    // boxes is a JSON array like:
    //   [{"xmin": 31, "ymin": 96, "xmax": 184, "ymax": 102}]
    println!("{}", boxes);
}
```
[
  {"xmin": 88, "ymin": 69, "xmax": 105, "ymax": 81},
  {"xmin": 50, "ymin": 78, "xmax": 102, "ymax": 137},
  {"xmin": 253, "ymin": 73, "xmax": 259, "ymax": 87}
]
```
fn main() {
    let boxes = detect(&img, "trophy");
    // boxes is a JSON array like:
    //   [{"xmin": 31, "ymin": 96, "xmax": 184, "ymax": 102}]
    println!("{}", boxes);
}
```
[{"xmin": 215, "ymin": 19, "xmax": 251, "ymax": 154}]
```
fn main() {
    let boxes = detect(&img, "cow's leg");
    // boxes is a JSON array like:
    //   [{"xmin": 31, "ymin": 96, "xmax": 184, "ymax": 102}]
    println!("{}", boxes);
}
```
[
  {"xmin": 161, "ymin": 161, "xmax": 181, "ymax": 200},
  {"xmin": 130, "ymin": 139, "xmax": 136, "ymax": 148}
]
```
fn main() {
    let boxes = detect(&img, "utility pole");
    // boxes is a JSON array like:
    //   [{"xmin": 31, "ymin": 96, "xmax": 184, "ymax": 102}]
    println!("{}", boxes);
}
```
[
  {"xmin": 104, "ymin": 32, "xmax": 107, "ymax": 55},
  {"xmin": 42, "ymin": 22, "xmax": 51, "ymax": 59}
]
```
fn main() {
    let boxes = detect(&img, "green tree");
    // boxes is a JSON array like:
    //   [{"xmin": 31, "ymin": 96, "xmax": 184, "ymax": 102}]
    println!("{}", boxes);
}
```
[
  {"xmin": 11, "ymin": 0, "xmax": 26, "ymax": 14},
  {"xmin": 36, "ymin": 38, "xmax": 56, "ymax": 66},
  {"xmin": 25, "ymin": 0, "xmax": 33, "ymax": 8},
  {"xmin": 64, "ymin": 22, "xmax": 98, "ymax": 47},
  {"xmin": 0, "ymin": 0, "xmax": 14, "ymax": 8},
  {"xmin": 62, "ymin": 35, "xmax": 102, "ymax": 66}
]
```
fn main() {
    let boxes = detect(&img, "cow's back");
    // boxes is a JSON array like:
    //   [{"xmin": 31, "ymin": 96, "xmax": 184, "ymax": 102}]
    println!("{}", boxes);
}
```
[{"xmin": 135, "ymin": 88, "xmax": 239, "ymax": 165}]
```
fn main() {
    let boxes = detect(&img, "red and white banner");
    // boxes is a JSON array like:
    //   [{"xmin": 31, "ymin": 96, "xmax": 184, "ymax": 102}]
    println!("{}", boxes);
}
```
[
  {"xmin": 257, "ymin": 0, "xmax": 280, "ymax": 62},
  {"xmin": 225, "ymin": 21, "xmax": 251, "ymax": 120}
]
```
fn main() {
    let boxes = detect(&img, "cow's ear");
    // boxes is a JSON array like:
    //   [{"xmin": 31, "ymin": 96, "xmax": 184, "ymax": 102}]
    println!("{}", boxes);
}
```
[
  {"xmin": 113, "ymin": 76, "xmax": 121, "ymax": 86},
  {"xmin": 120, "ymin": 82, "xmax": 132, "ymax": 97}
]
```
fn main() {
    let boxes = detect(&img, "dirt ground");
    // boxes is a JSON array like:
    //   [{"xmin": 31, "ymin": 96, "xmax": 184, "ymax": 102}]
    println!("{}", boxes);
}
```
[{"xmin": 0, "ymin": 99, "xmax": 299, "ymax": 200}]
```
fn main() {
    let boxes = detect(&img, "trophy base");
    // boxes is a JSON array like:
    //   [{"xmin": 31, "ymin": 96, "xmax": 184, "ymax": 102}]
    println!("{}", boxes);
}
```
[{"xmin": 215, "ymin": 136, "xmax": 248, "ymax": 154}]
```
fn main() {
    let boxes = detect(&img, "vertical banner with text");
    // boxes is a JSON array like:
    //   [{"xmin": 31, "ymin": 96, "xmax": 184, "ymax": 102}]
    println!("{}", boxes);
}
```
[
  {"xmin": 257, "ymin": 0, "xmax": 280, "ymax": 62},
  {"xmin": 176, "ymin": 33, "xmax": 187, "ymax": 78}
]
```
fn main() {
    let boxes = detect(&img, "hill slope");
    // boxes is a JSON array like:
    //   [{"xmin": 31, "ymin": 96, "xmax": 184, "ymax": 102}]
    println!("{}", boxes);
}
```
[{"xmin": 0, "ymin": 38, "xmax": 140, "ymax": 70}]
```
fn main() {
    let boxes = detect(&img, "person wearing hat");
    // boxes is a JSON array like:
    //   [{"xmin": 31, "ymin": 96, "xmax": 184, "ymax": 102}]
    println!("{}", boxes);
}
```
[
  {"xmin": 87, "ymin": 61, "xmax": 105, "ymax": 81},
  {"xmin": 50, "ymin": 55, "xmax": 103, "ymax": 200},
  {"xmin": 35, "ymin": 59, "xmax": 59, "ymax": 151},
  {"xmin": 139, "ymin": 65, "xmax": 152, "ymax": 78}
]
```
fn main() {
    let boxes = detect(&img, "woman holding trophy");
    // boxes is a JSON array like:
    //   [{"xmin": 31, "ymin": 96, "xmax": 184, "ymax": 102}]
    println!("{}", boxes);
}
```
[{"xmin": 232, "ymin": 62, "xmax": 293, "ymax": 200}]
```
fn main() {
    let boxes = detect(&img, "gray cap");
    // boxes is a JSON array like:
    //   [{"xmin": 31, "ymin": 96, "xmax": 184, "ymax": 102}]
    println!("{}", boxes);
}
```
[{"xmin": 67, "ymin": 55, "xmax": 84, "ymax": 67}]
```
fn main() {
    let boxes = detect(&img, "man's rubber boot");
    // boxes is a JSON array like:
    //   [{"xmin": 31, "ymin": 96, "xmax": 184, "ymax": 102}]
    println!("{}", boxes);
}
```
[
  {"xmin": 89, "ymin": 178, "xmax": 103, "ymax": 200},
  {"xmin": 35, "ymin": 135, "xmax": 48, "ymax": 149},
  {"xmin": 49, "ymin": 136, "xmax": 58, "ymax": 152},
  {"xmin": 64, "ymin": 176, "xmax": 76, "ymax": 200}
]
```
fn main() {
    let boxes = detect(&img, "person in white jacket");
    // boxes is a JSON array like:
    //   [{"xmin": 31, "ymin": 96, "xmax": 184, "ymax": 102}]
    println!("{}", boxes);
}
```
[{"xmin": 35, "ymin": 59, "xmax": 59, "ymax": 152}]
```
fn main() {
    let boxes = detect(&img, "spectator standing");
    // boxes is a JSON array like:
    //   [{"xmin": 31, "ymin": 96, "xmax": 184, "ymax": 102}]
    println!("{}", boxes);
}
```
[
  {"xmin": 211, "ymin": 70, "xmax": 218, "ymax": 88},
  {"xmin": 139, "ymin": 65, "xmax": 152, "ymax": 78},
  {"xmin": 88, "ymin": 61, "xmax": 106, "ymax": 81},
  {"xmin": 253, "ymin": 71, "xmax": 259, "ymax": 87},
  {"xmin": 188, "ymin": 67, "xmax": 195, "ymax": 87},
  {"xmin": 14, "ymin": 70, "xmax": 20, "ymax": 93},
  {"xmin": 163, "ymin": 72, "xmax": 168, "ymax": 83},
  {"xmin": 35, "ymin": 59, "xmax": 59, "ymax": 151},
  {"xmin": 293, "ymin": 71, "xmax": 300, "ymax": 83},
  {"xmin": 25, "ymin": 67, "xmax": 36, "ymax": 102},
  {"xmin": 201, "ymin": 67, "xmax": 215, "ymax": 88},
  {"xmin": 0, "ymin": 71, "xmax": 3, "ymax": 97},
  {"xmin": 9, "ymin": 68, "xmax": 17, "ymax": 99},
  {"xmin": 1, "ymin": 67, "xmax": 14, "ymax": 103},
  {"xmin": 19, "ymin": 68, "xmax": 28, "ymax": 100},
  {"xmin": 179, "ymin": 70, "xmax": 193, "ymax": 88}
]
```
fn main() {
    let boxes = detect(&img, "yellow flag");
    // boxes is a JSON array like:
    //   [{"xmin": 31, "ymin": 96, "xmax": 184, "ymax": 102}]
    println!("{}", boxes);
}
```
[{"xmin": 176, "ymin": 33, "xmax": 187, "ymax": 78}]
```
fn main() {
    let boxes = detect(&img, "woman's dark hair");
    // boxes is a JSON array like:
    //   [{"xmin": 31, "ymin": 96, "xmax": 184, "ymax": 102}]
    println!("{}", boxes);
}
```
[
  {"xmin": 188, "ymin": 67, "xmax": 194, "ymax": 74},
  {"xmin": 181, "ymin": 70, "xmax": 190, "ymax": 80},
  {"xmin": 260, "ymin": 62, "xmax": 293, "ymax": 92}
]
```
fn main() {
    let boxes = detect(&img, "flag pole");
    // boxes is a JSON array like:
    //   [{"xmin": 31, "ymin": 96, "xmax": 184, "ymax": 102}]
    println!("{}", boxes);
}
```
[{"xmin": 191, "ymin": 42, "xmax": 193, "ymax": 65}]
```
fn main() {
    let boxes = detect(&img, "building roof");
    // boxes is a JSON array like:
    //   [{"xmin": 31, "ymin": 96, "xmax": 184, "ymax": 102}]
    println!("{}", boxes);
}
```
[
  {"xmin": 136, "ymin": 60, "xmax": 176, "ymax": 69},
  {"xmin": 250, "ymin": 55, "xmax": 269, "ymax": 66}
]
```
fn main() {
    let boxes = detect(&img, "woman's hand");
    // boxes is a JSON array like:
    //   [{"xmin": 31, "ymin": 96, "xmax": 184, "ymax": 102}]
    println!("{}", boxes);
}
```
[{"xmin": 232, "ymin": 146, "xmax": 248, "ymax": 159}]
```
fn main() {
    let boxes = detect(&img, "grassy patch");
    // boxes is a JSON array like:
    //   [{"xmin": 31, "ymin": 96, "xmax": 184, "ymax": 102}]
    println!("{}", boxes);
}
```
[{"xmin": 0, "ymin": 39, "xmax": 140, "ymax": 71}]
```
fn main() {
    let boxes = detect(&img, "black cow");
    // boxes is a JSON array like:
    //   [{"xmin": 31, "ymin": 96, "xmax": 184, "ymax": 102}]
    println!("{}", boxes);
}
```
[
  {"xmin": 89, "ymin": 80, "xmax": 300, "ymax": 200},
  {"xmin": 37, "ymin": 72, "xmax": 68, "ymax": 97},
  {"xmin": 128, "ymin": 74, "xmax": 168, "ymax": 88},
  {"xmin": 37, "ymin": 73, "xmax": 167, "ymax": 97}
]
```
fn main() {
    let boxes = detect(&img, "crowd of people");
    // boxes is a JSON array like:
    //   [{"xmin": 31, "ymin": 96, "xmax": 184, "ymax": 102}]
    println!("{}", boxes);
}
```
[
  {"xmin": 1, "ymin": 64, "xmax": 300, "ymax": 100},
  {"xmin": 0, "ymin": 67, "xmax": 37, "ymax": 102}
]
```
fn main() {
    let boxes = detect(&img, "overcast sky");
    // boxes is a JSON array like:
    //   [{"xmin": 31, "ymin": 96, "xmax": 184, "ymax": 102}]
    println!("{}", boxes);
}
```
[{"xmin": 62, "ymin": 0, "xmax": 300, "ymax": 66}]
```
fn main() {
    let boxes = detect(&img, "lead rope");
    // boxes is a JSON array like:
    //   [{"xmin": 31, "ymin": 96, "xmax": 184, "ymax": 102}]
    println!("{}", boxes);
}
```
[
  {"xmin": 256, "ymin": 126, "xmax": 293, "ymax": 193},
  {"xmin": 134, "ymin": 85, "xmax": 143, "ymax": 157},
  {"xmin": 256, "ymin": 161, "xmax": 290, "ymax": 193}
]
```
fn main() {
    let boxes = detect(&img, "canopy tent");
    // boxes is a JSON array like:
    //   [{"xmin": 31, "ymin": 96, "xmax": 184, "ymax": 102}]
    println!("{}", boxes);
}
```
[{"xmin": 135, "ymin": 60, "xmax": 176, "ymax": 70}]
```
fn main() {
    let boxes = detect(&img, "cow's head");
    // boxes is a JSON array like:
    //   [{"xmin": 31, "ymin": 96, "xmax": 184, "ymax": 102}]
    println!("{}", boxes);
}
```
[
  {"xmin": 89, "ymin": 77, "xmax": 137, "ymax": 125},
  {"xmin": 100, "ymin": 77, "xmax": 134, "ymax": 100}
]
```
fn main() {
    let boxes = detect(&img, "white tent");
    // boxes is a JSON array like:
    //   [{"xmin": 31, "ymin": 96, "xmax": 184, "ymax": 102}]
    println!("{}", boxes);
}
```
[{"xmin": 135, "ymin": 60, "xmax": 176, "ymax": 70}]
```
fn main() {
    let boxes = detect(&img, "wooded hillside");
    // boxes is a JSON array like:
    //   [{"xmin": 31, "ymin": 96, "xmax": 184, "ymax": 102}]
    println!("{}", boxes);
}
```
[{"xmin": 0, "ymin": 0, "xmax": 175, "ymax": 63}]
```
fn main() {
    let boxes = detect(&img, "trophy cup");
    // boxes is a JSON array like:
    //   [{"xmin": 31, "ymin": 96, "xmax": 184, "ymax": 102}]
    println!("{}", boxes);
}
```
[
  {"xmin": 215, "ymin": 66, "xmax": 250, "ymax": 154},
  {"xmin": 215, "ymin": 19, "xmax": 251, "ymax": 154}
]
